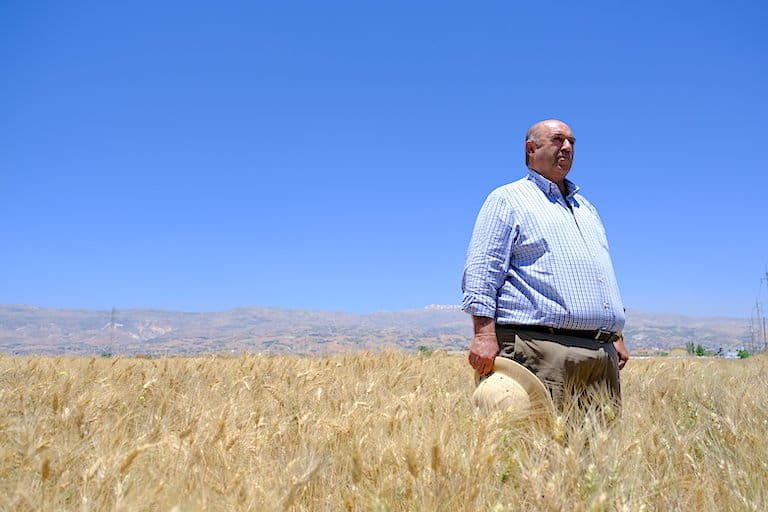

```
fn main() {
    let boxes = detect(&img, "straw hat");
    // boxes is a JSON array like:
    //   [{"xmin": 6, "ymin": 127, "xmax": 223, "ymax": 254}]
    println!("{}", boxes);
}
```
[{"xmin": 472, "ymin": 357, "xmax": 555, "ymax": 417}]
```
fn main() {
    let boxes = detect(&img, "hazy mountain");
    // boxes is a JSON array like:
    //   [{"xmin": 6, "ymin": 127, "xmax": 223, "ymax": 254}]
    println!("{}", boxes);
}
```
[{"xmin": 0, "ymin": 304, "xmax": 753, "ymax": 356}]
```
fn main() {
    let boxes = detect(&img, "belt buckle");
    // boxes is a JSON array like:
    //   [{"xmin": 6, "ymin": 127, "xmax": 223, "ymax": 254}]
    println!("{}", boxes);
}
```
[{"xmin": 594, "ymin": 329, "xmax": 610, "ymax": 342}]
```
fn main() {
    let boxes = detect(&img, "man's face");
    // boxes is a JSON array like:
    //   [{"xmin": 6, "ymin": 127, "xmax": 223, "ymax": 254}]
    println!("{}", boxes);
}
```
[{"xmin": 527, "ymin": 121, "xmax": 576, "ymax": 180}]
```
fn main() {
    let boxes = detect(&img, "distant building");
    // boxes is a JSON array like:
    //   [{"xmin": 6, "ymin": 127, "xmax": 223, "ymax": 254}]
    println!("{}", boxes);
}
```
[
  {"xmin": 633, "ymin": 348, "xmax": 663, "ymax": 357},
  {"xmin": 423, "ymin": 304, "xmax": 462, "ymax": 311}
]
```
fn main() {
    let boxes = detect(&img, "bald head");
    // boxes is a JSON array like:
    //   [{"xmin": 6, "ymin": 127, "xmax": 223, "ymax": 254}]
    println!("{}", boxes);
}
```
[
  {"xmin": 525, "ymin": 120, "xmax": 572, "ymax": 166},
  {"xmin": 525, "ymin": 120, "xmax": 555, "ymax": 144},
  {"xmin": 524, "ymin": 119, "xmax": 576, "ymax": 186}
]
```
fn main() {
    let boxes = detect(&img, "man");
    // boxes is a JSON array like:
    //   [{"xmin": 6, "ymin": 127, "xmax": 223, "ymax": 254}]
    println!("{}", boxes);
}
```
[{"xmin": 461, "ymin": 119, "xmax": 629, "ymax": 409}]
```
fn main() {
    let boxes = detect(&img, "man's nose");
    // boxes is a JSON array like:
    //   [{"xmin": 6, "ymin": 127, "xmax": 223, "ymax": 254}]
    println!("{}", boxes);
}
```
[{"xmin": 561, "ymin": 140, "xmax": 573, "ymax": 154}]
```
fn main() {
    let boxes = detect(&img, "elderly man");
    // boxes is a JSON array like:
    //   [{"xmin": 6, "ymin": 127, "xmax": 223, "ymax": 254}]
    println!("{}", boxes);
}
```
[{"xmin": 462, "ymin": 119, "xmax": 629, "ymax": 409}]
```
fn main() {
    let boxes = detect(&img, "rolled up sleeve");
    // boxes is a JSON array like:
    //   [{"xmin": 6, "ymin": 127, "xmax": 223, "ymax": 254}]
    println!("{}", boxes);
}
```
[{"xmin": 461, "ymin": 190, "xmax": 516, "ymax": 319}]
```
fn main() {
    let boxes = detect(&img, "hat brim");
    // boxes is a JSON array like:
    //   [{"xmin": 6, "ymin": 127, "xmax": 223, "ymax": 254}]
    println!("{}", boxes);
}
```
[{"xmin": 475, "ymin": 356, "xmax": 555, "ymax": 417}]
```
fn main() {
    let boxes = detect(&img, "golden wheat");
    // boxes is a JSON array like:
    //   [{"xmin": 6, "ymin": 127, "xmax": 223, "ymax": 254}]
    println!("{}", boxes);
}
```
[{"xmin": 0, "ymin": 351, "xmax": 765, "ymax": 511}]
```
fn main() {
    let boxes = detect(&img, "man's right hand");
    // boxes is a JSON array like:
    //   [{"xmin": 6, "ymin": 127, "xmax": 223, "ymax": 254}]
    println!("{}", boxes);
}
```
[{"xmin": 468, "ymin": 332, "xmax": 499, "ymax": 376}]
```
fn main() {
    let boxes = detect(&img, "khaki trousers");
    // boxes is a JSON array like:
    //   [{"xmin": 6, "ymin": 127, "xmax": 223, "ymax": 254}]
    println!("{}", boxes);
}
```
[{"xmin": 495, "ymin": 325, "xmax": 621, "ymax": 410}]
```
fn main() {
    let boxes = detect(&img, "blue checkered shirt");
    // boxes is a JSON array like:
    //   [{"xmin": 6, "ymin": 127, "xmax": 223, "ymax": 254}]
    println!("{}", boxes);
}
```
[{"xmin": 462, "ymin": 170, "xmax": 625, "ymax": 332}]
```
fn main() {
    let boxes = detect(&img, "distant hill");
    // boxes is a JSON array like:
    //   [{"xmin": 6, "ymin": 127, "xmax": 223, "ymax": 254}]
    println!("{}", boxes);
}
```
[{"xmin": 0, "ymin": 304, "xmax": 752, "ymax": 356}]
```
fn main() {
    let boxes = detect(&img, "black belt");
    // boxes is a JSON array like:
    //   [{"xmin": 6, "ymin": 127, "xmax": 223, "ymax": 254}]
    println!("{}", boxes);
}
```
[{"xmin": 499, "ymin": 324, "xmax": 621, "ymax": 343}]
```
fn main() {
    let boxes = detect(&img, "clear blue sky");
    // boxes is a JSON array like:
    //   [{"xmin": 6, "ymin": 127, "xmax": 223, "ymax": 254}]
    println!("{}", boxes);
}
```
[{"xmin": 2, "ymin": 1, "xmax": 766, "ymax": 317}]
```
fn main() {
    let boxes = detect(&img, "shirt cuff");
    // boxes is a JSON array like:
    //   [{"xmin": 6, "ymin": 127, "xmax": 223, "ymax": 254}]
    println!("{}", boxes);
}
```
[{"xmin": 461, "ymin": 295, "xmax": 496, "ymax": 318}]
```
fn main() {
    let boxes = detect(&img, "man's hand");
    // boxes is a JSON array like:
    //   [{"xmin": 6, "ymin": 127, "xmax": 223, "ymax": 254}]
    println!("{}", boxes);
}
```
[
  {"xmin": 613, "ymin": 335, "xmax": 629, "ymax": 370},
  {"xmin": 468, "ymin": 316, "xmax": 499, "ymax": 376},
  {"xmin": 468, "ymin": 333, "xmax": 499, "ymax": 376}
]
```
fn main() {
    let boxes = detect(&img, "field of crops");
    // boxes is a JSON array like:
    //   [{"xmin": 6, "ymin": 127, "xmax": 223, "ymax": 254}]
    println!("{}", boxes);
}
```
[{"xmin": 1, "ymin": 352, "xmax": 766, "ymax": 511}]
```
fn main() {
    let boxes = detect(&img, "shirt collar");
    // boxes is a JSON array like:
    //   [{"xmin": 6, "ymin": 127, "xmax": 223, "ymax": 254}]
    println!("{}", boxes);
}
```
[{"xmin": 526, "ymin": 169, "xmax": 580, "ymax": 199}]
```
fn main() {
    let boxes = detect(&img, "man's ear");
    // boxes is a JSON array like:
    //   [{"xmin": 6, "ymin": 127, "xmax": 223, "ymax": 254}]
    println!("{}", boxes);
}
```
[{"xmin": 525, "ymin": 140, "xmax": 536, "ymax": 155}]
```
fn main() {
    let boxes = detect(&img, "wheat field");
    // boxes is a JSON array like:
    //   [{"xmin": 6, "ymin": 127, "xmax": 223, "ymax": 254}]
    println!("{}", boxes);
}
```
[{"xmin": 0, "ymin": 351, "xmax": 766, "ymax": 511}]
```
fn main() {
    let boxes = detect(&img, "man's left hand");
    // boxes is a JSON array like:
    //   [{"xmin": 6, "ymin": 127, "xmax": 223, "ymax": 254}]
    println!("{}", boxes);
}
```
[{"xmin": 613, "ymin": 335, "xmax": 629, "ymax": 370}]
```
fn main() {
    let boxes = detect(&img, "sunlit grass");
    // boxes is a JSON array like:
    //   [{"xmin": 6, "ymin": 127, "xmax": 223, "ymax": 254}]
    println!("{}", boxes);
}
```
[{"xmin": 0, "ymin": 352, "xmax": 765, "ymax": 511}]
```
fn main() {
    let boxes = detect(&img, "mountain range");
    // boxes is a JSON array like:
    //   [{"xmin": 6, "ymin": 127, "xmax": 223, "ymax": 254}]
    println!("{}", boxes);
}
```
[{"xmin": 0, "ymin": 304, "xmax": 753, "ymax": 356}]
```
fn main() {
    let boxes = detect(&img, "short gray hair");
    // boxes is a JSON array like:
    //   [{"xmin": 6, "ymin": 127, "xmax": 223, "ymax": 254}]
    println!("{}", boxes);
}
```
[{"xmin": 524, "ymin": 127, "xmax": 540, "ymax": 168}]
